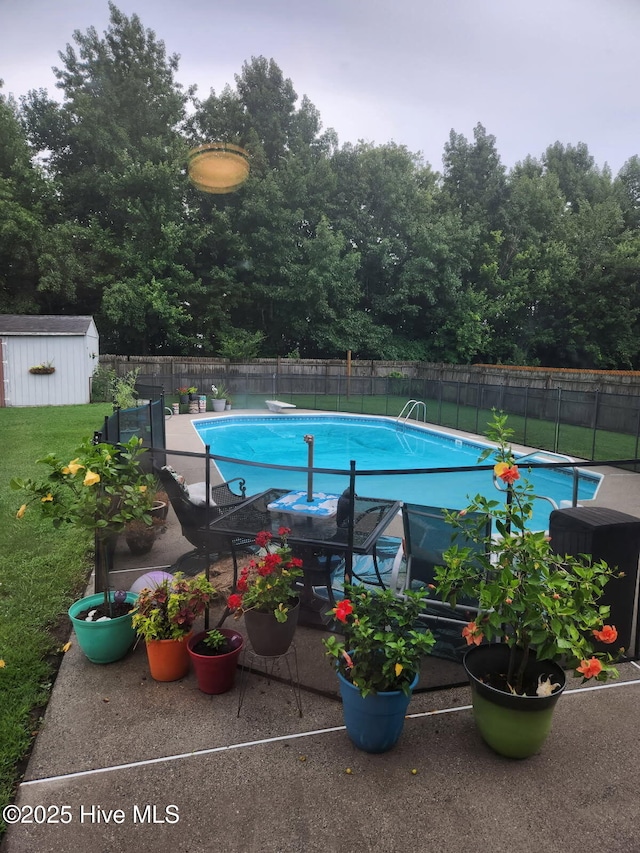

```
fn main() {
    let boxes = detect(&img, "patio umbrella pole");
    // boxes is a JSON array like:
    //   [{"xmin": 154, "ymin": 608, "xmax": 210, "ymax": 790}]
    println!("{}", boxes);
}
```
[
  {"xmin": 204, "ymin": 444, "xmax": 212, "ymax": 631},
  {"xmin": 304, "ymin": 435, "xmax": 314, "ymax": 502},
  {"xmin": 345, "ymin": 461, "xmax": 356, "ymax": 582}
]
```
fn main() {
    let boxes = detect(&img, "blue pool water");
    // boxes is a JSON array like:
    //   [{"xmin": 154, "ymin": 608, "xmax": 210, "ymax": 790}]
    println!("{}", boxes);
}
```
[{"xmin": 193, "ymin": 414, "xmax": 602, "ymax": 530}]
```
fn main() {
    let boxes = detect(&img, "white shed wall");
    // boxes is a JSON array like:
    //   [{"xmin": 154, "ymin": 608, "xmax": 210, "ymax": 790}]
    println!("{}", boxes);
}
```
[{"xmin": 4, "ymin": 333, "xmax": 95, "ymax": 406}]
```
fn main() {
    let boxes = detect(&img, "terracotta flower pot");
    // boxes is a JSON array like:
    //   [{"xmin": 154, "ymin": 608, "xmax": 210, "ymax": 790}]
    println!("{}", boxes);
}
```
[{"xmin": 144, "ymin": 634, "xmax": 191, "ymax": 682}]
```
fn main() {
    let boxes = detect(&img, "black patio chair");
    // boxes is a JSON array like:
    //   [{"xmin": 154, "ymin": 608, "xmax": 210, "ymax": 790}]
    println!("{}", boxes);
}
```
[
  {"xmin": 392, "ymin": 504, "xmax": 491, "ymax": 629},
  {"xmin": 158, "ymin": 466, "xmax": 256, "ymax": 574}
]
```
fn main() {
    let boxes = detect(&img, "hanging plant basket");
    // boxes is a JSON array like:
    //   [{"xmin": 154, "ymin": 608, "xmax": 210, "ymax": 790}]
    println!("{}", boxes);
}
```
[
  {"xmin": 29, "ymin": 366, "xmax": 55, "ymax": 375},
  {"xmin": 187, "ymin": 142, "xmax": 250, "ymax": 194}
]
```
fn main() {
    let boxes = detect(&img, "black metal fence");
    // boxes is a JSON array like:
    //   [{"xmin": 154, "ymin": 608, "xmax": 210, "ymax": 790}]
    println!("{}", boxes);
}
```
[
  {"xmin": 119, "ymin": 371, "xmax": 640, "ymax": 465},
  {"xmin": 97, "ymin": 397, "xmax": 167, "ymax": 471}
]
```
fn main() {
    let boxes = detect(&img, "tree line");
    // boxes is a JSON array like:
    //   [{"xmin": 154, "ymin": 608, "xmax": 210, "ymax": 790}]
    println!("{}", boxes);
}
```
[{"xmin": 1, "ymin": 3, "xmax": 639, "ymax": 368}]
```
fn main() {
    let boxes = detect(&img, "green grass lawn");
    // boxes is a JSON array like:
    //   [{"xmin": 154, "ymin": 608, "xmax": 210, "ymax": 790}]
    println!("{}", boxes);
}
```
[{"xmin": 0, "ymin": 404, "xmax": 111, "ymax": 833}]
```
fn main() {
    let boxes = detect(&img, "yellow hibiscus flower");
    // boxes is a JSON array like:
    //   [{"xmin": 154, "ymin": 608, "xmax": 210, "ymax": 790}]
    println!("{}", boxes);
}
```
[
  {"xmin": 62, "ymin": 458, "xmax": 84, "ymax": 476},
  {"xmin": 83, "ymin": 470, "xmax": 100, "ymax": 487}
]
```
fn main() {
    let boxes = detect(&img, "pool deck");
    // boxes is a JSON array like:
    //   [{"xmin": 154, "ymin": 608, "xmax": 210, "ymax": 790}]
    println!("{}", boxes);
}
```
[{"xmin": 4, "ymin": 410, "xmax": 640, "ymax": 853}]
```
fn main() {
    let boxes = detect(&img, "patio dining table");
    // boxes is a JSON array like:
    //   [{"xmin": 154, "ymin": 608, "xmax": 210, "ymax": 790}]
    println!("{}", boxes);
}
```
[{"xmin": 207, "ymin": 487, "xmax": 402, "ymax": 626}]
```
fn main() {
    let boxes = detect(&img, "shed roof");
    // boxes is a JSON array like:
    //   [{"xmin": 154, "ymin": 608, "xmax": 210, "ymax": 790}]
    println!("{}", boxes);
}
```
[{"xmin": 0, "ymin": 315, "xmax": 95, "ymax": 336}]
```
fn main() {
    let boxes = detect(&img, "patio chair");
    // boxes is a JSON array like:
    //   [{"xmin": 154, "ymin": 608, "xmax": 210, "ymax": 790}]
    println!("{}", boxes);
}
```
[
  {"xmin": 158, "ymin": 466, "xmax": 256, "ymax": 573},
  {"xmin": 393, "ymin": 503, "xmax": 490, "ymax": 648},
  {"xmin": 290, "ymin": 501, "xmax": 398, "ymax": 626}
]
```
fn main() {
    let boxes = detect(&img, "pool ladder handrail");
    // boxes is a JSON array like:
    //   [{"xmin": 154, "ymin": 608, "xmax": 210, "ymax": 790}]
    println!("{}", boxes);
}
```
[
  {"xmin": 397, "ymin": 400, "xmax": 427, "ymax": 432},
  {"xmin": 493, "ymin": 448, "xmax": 580, "ymax": 510}
]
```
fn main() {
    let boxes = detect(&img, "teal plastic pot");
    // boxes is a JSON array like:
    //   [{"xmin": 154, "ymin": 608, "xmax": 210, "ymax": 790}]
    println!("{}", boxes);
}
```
[
  {"xmin": 463, "ymin": 644, "xmax": 566, "ymax": 759},
  {"xmin": 68, "ymin": 592, "xmax": 138, "ymax": 664},
  {"xmin": 337, "ymin": 670, "xmax": 418, "ymax": 753}
]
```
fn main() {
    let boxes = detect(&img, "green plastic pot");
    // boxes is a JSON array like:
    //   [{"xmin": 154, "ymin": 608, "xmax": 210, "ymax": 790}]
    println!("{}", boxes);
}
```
[
  {"xmin": 68, "ymin": 592, "xmax": 138, "ymax": 664},
  {"xmin": 463, "ymin": 643, "xmax": 566, "ymax": 759}
]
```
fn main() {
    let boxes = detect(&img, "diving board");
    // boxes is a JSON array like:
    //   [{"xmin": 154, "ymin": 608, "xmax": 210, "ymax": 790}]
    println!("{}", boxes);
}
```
[{"xmin": 265, "ymin": 400, "xmax": 297, "ymax": 413}]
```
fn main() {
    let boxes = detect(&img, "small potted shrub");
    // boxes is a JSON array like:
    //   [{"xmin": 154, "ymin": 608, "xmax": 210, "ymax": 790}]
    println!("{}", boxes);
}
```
[
  {"xmin": 434, "ymin": 411, "xmax": 621, "ymax": 758},
  {"xmin": 323, "ymin": 586, "xmax": 435, "ymax": 753},
  {"xmin": 210, "ymin": 383, "xmax": 229, "ymax": 412},
  {"xmin": 124, "ymin": 515, "xmax": 165, "ymax": 555},
  {"xmin": 227, "ymin": 528, "xmax": 303, "ymax": 655},
  {"xmin": 187, "ymin": 627, "xmax": 245, "ymax": 694},
  {"xmin": 12, "ymin": 435, "xmax": 158, "ymax": 664},
  {"xmin": 132, "ymin": 572, "xmax": 215, "ymax": 681}
]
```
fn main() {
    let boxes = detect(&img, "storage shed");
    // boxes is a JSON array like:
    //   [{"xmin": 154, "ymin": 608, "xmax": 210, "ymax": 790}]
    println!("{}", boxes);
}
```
[{"xmin": 0, "ymin": 315, "xmax": 99, "ymax": 407}]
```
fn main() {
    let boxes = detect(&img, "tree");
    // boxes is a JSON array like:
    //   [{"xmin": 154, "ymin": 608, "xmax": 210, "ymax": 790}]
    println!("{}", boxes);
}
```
[
  {"xmin": 0, "ymin": 89, "xmax": 48, "ymax": 312},
  {"xmin": 542, "ymin": 141, "xmax": 613, "ymax": 213},
  {"xmin": 19, "ymin": 3, "xmax": 205, "ymax": 352},
  {"xmin": 614, "ymin": 156, "xmax": 640, "ymax": 230},
  {"xmin": 440, "ymin": 123, "xmax": 507, "ymax": 233}
]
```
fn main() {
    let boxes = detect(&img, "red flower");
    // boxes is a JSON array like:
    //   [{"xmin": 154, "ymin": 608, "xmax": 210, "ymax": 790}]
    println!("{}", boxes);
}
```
[
  {"xmin": 255, "ymin": 530, "xmax": 272, "ymax": 548},
  {"xmin": 278, "ymin": 526, "xmax": 291, "ymax": 537},
  {"xmin": 258, "ymin": 552, "xmax": 281, "ymax": 576},
  {"xmin": 227, "ymin": 593, "xmax": 243, "ymax": 610},
  {"xmin": 462, "ymin": 621, "xmax": 484, "ymax": 646},
  {"xmin": 593, "ymin": 625, "xmax": 618, "ymax": 644},
  {"xmin": 494, "ymin": 462, "xmax": 520, "ymax": 484},
  {"xmin": 236, "ymin": 576, "xmax": 249, "ymax": 593},
  {"xmin": 290, "ymin": 557, "xmax": 303, "ymax": 568},
  {"xmin": 334, "ymin": 599, "xmax": 354, "ymax": 623},
  {"xmin": 577, "ymin": 657, "xmax": 603, "ymax": 679}
]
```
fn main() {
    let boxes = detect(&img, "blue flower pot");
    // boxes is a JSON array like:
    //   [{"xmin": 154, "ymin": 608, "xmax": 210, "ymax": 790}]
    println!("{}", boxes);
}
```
[{"xmin": 337, "ymin": 670, "xmax": 418, "ymax": 753}]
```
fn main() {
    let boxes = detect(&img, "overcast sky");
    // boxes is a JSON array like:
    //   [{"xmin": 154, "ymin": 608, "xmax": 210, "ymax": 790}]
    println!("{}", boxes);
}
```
[{"xmin": 1, "ymin": 0, "xmax": 639, "ymax": 175}]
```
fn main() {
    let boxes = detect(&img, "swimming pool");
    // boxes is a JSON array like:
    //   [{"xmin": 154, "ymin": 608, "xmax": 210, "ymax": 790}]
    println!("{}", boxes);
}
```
[{"xmin": 193, "ymin": 414, "xmax": 602, "ymax": 530}]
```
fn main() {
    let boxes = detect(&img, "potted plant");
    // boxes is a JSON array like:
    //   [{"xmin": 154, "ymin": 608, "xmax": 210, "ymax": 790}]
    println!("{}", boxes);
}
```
[
  {"xmin": 12, "ymin": 435, "xmax": 159, "ymax": 664},
  {"xmin": 187, "ymin": 386, "xmax": 198, "ymax": 401},
  {"xmin": 210, "ymin": 383, "xmax": 229, "ymax": 412},
  {"xmin": 124, "ymin": 515, "xmax": 165, "ymax": 556},
  {"xmin": 323, "ymin": 586, "xmax": 435, "ymax": 753},
  {"xmin": 434, "ymin": 411, "xmax": 621, "ymax": 758},
  {"xmin": 123, "ymin": 487, "xmax": 168, "ymax": 554},
  {"xmin": 187, "ymin": 627, "xmax": 244, "ymax": 694},
  {"xmin": 176, "ymin": 386, "xmax": 189, "ymax": 405},
  {"xmin": 29, "ymin": 361, "xmax": 55, "ymax": 375},
  {"xmin": 226, "ymin": 528, "xmax": 303, "ymax": 656},
  {"xmin": 132, "ymin": 572, "xmax": 215, "ymax": 681}
]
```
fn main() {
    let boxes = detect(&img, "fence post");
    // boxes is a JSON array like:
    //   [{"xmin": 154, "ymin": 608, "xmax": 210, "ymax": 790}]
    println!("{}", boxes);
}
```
[
  {"xmin": 203, "ymin": 444, "xmax": 212, "ymax": 630},
  {"xmin": 591, "ymin": 390, "xmax": 600, "ymax": 461},
  {"xmin": 342, "ymin": 461, "xmax": 358, "ymax": 583},
  {"xmin": 554, "ymin": 388, "xmax": 562, "ymax": 453}
]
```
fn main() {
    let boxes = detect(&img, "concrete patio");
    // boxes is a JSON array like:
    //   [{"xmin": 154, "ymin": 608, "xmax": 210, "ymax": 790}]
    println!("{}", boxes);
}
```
[{"xmin": 3, "ymin": 410, "xmax": 640, "ymax": 853}]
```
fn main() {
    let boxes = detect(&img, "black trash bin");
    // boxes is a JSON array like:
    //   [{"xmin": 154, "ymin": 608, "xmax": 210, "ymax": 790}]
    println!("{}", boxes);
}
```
[{"xmin": 548, "ymin": 506, "xmax": 640, "ymax": 659}]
